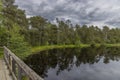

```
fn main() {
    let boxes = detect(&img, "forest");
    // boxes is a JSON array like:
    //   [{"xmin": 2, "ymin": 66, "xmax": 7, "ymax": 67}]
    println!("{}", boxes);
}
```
[{"xmin": 1, "ymin": 0, "xmax": 120, "ymax": 57}]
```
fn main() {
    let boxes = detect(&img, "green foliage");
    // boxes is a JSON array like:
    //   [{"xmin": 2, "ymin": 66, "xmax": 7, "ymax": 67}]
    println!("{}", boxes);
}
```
[
  {"xmin": 0, "ymin": 0, "xmax": 2, "ymax": 11},
  {"xmin": 3, "ymin": 7, "xmax": 28, "ymax": 26},
  {"xmin": 90, "ymin": 43, "xmax": 96, "ymax": 48},
  {"xmin": 0, "ymin": 0, "xmax": 31, "ymax": 59},
  {"xmin": 8, "ymin": 24, "xmax": 31, "ymax": 58},
  {"xmin": 0, "ymin": 26, "xmax": 8, "ymax": 46},
  {"xmin": 2, "ymin": 0, "xmax": 15, "ymax": 7}
]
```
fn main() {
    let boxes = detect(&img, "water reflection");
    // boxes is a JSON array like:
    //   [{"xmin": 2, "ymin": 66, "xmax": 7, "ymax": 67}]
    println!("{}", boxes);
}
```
[{"xmin": 24, "ymin": 46, "xmax": 120, "ymax": 80}]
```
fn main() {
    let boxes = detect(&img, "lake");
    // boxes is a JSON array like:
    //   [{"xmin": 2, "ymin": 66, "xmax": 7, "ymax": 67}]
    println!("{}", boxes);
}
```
[{"xmin": 24, "ymin": 46, "xmax": 120, "ymax": 80}]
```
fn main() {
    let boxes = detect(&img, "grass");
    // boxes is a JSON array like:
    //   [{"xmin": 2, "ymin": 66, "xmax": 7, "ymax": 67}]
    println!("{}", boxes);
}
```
[
  {"xmin": 31, "ymin": 43, "xmax": 120, "ymax": 53},
  {"xmin": 0, "ymin": 44, "xmax": 92, "ymax": 59},
  {"xmin": 105, "ymin": 44, "xmax": 120, "ymax": 47},
  {"xmin": 1, "ymin": 43, "xmax": 120, "ymax": 59},
  {"xmin": 32, "ymin": 44, "xmax": 90, "ymax": 53}
]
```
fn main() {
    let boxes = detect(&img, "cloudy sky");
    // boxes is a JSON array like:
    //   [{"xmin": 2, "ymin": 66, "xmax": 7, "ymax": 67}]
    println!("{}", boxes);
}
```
[{"xmin": 15, "ymin": 0, "xmax": 120, "ymax": 28}]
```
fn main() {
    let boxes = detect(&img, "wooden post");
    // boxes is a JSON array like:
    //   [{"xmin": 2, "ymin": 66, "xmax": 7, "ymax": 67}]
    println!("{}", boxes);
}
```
[
  {"xmin": 10, "ymin": 56, "xmax": 12, "ymax": 70},
  {"xmin": 29, "ymin": 78, "xmax": 32, "ymax": 80},
  {"xmin": 12, "ymin": 59, "xmax": 16, "ymax": 75},
  {"xmin": 18, "ymin": 65, "xmax": 22, "ymax": 80},
  {"xmin": 8, "ymin": 54, "xmax": 11, "ymax": 66}
]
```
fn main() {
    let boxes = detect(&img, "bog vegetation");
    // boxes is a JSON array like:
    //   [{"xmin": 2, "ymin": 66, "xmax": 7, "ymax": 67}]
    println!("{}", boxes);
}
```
[{"xmin": 1, "ymin": 0, "xmax": 120, "ymax": 58}]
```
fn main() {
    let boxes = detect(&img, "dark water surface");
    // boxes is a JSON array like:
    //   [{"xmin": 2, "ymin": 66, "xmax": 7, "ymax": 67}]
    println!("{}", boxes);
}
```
[{"xmin": 24, "ymin": 46, "xmax": 120, "ymax": 80}]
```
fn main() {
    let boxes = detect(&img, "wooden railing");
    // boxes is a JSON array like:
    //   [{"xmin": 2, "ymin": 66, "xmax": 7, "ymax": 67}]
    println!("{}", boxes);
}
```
[{"xmin": 3, "ymin": 46, "xmax": 44, "ymax": 80}]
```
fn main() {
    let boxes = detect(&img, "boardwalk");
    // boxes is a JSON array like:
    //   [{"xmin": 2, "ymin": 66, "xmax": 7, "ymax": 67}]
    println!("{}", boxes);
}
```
[
  {"xmin": 0, "ymin": 59, "xmax": 13, "ymax": 80},
  {"xmin": 3, "ymin": 46, "xmax": 44, "ymax": 80},
  {"xmin": 0, "ymin": 46, "xmax": 43, "ymax": 80}
]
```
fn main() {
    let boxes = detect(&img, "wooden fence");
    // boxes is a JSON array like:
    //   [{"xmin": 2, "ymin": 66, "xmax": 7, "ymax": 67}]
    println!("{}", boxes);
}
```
[{"xmin": 3, "ymin": 46, "xmax": 44, "ymax": 80}]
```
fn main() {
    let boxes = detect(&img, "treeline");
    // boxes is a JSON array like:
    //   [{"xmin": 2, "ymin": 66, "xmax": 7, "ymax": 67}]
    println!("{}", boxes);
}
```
[
  {"xmin": 1, "ymin": 0, "xmax": 120, "ymax": 56},
  {"xmin": 27, "ymin": 18, "xmax": 120, "ymax": 46}
]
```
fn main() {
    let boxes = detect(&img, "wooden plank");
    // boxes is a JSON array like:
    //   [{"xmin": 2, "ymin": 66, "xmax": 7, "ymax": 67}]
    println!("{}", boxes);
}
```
[{"xmin": 0, "ymin": 59, "xmax": 13, "ymax": 80}]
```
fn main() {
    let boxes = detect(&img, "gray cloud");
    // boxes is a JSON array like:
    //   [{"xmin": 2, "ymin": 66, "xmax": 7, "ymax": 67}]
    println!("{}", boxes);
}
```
[{"xmin": 15, "ymin": 0, "xmax": 120, "ymax": 28}]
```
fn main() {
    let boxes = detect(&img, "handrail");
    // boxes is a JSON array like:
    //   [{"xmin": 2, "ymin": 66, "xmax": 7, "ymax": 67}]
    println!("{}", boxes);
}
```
[{"xmin": 3, "ymin": 46, "xmax": 44, "ymax": 80}]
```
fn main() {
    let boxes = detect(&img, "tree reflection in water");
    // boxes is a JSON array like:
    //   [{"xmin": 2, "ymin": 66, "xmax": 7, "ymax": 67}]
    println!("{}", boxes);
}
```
[{"xmin": 24, "ymin": 46, "xmax": 120, "ymax": 79}]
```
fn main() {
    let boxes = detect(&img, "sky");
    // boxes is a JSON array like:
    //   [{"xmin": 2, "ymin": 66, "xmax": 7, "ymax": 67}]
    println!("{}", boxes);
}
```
[{"xmin": 15, "ymin": 0, "xmax": 120, "ymax": 28}]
